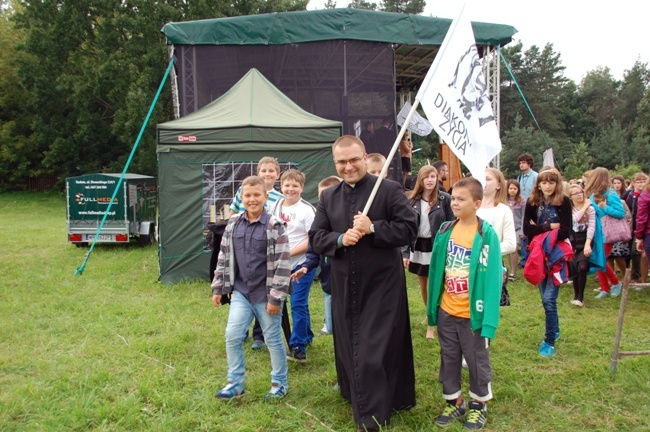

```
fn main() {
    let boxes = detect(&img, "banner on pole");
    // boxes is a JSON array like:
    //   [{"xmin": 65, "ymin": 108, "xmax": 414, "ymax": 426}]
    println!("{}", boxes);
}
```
[
  {"xmin": 415, "ymin": 7, "xmax": 501, "ymax": 186},
  {"xmin": 396, "ymin": 102, "xmax": 434, "ymax": 136}
]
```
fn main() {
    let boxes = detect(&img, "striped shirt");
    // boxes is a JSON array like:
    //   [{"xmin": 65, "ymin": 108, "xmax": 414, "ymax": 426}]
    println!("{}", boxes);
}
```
[{"xmin": 211, "ymin": 211, "xmax": 291, "ymax": 306}]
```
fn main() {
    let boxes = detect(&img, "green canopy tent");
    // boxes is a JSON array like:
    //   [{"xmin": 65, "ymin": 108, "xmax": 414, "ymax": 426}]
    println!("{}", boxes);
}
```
[{"xmin": 157, "ymin": 68, "xmax": 342, "ymax": 283}]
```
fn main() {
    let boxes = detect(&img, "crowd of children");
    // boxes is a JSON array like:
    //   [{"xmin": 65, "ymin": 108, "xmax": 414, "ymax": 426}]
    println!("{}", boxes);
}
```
[{"xmin": 208, "ymin": 149, "xmax": 650, "ymax": 430}]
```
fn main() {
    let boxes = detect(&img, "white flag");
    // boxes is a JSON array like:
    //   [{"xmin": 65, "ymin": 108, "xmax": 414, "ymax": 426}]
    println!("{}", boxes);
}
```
[
  {"xmin": 396, "ymin": 102, "xmax": 434, "ymax": 136},
  {"xmin": 543, "ymin": 148, "xmax": 555, "ymax": 168},
  {"xmin": 415, "ymin": 6, "xmax": 502, "ymax": 186}
]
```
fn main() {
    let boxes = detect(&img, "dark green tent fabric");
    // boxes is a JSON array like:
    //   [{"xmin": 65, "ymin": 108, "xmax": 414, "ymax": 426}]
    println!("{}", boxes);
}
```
[
  {"xmin": 157, "ymin": 68, "xmax": 341, "ymax": 283},
  {"xmin": 161, "ymin": 9, "xmax": 517, "ymax": 47}
]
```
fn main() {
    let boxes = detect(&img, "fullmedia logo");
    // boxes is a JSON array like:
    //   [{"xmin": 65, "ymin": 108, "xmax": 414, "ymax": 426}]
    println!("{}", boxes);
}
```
[
  {"xmin": 178, "ymin": 135, "xmax": 197, "ymax": 142},
  {"xmin": 74, "ymin": 193, "xmax": 118, "ymax": 205}
]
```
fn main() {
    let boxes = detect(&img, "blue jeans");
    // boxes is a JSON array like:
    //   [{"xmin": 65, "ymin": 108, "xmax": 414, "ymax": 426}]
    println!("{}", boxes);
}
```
[
  {"xmin": 225, "ymin": 290, "xmax": 288, "ymax": 388},
  {"xmin": 289, "ymin": 266, "xmax": 316, "ymax": 351},
  {"xmin": 538, "ymin": 277, "xmax": 560, "ymax": 346},
  {"xmin": 323, "ymin": 292, "xmax": 333, "ymax": 334},
  {"xmin": 519, "ymin": 237, "xmax": 530, "ymax": 267}
]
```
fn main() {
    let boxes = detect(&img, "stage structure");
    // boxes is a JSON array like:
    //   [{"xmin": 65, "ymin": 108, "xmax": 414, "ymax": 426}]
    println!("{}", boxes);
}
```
[
  {"xmin": 157, "ymin": 9, "xmax": 516, "ymax": 283},
  {"xmin": 161, "ymin": 8, "xmax": 516, "ymax": 178}
]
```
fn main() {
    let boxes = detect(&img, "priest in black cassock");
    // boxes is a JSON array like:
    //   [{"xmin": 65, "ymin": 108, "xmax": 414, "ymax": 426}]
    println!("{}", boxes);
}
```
[{"xmin": 309, "ymin": 135, "xmax": 418, "ymax": 432}]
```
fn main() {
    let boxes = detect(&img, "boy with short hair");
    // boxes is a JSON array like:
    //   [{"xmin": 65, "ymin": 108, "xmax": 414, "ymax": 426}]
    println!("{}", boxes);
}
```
[
  {"xmin": 367, "ymin": 153, "xmax": 388, "ymax": 178},
  {"xmin": 516, "ymin": 153, "xmax": 537, "ymax": 200},
  {"xmin": 427, "ymin": 177, "xmax": 502, "ymax": 429},
  {"xmin": 212, "ymin": 176, "xmax": 291, "ymax": 400},
  {"xmin": 291, "ymin": 175, "xmax": 342, "ymax": 336},
  {"xmin": 230, "ymin": 156, "xmax": 283, "ymax": 214},
  {"xmin": 229, "ymin": 156, "xmax": 283, "ymax": 349},
  {"xmin": 270, "ymin": 169, "xmax": 317, "ymax": 363}
]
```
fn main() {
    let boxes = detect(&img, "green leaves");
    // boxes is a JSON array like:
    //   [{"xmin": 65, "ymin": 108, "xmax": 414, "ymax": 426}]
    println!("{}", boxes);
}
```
[
  {"xmin": 1, "ymin": 0, "xmax": 314, "ymax": 191},
  {"xmin": 500, "ymin": 42, "xmax": 650, "ymax": 174}
]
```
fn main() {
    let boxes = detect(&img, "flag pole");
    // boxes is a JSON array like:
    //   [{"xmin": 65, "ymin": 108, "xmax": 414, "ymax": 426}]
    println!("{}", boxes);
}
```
[
  {"xmin": 361, "ymin": 101, "xmax": 421, "ymax": 216},
  {"xmin": 362, "ymin": 5, "xmax": 468, "ymax": 216}
]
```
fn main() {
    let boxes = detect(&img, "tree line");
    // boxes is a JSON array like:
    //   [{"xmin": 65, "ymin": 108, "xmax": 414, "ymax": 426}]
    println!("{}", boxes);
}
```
[{"xmin": 0, "ymin": 1, "xmax": 648, "ymax": 191}]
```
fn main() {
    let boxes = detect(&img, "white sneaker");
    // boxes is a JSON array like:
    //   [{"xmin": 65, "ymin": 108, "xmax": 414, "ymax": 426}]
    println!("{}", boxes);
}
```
[{"xmin": 319, "ymin": 324, "xmax": 330, "ymax": 336}]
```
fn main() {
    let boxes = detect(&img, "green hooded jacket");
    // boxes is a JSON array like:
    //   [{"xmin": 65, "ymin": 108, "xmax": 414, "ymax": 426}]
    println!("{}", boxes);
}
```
[{"xmin": 427, "ymin": 217, "xmax": 502, "ymax": 339}]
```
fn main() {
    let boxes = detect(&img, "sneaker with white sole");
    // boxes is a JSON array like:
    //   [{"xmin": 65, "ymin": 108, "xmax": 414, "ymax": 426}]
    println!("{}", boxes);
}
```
[
  {"xmin": 595, "ymin": 291, "xmax": 609, "ymax": 299},
  {"xmin": 319, "ymin": 324, "xmax": 331, "ymax": 336},
  {"xmin": 435, "ymin": 399, "xmax": 467, "ymax": 427},
  {"xmin": 464, "ymin": 401, "xmax": 488, "ymax": 429},
  {"xmin": 287, "ymin": 347, "xmax": 307, "ymax": 363},
  {"xmin": 215, "ymin": 382, "xmax": 245, "ymax": 400},
  {"xmin": 265, "ymin": 383, "xmax": 288, "ymax": 400},
  {"xmin": 538, "ymin": 341, "xmax": 556, "ymax": 357},
  {"xmin": 610, "ymin": 282, "xmax": 622, "ymax": 297}
]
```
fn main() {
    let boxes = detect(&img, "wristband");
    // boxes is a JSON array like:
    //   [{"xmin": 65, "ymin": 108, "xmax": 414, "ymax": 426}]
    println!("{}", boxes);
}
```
[{"xmin": 337, "ymin": 234, "xmax": 344, "ymax": 247}]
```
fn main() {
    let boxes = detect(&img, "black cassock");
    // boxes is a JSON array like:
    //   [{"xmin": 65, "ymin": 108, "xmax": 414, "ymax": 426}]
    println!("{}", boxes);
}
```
[{"xmin": 309, "ymin": 174, "xmax": 417, "ymax": 429}]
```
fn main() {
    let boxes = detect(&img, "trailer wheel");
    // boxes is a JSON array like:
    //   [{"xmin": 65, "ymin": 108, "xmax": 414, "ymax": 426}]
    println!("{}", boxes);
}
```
[{"xmin": 139, "ymin": 224, "xmax": 156, "ymax": 246}]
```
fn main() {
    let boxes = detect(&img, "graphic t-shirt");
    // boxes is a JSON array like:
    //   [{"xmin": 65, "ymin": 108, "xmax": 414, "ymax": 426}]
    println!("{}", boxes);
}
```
[
  {"xmin": 276, "ymin": 199, "xmax": 316, "ymax": 269},
  {"xmin": 441, "ymin": 222, "xmax": 477, "ymax": 319}
]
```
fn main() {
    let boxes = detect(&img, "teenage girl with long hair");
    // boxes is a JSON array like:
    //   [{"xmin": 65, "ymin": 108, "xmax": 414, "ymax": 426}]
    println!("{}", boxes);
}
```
[
  {"xmin": 403, "ymin": 165, "xmax": 453, "ymax": 340},
  {"xmin": 506, "ymin": 179, "xmax": 526, "ymax": 279},
  {"xmin": 523, "ymin": 167, "xmax": 572, "ymax": 357},
  {"xmin": 608, "ymin": 174, "xmax": 630, "ymax": 278},
  {"xmin": 567, "ymin": 184, "xmax": 597, "ymax": 307},
  {"xmin": 477, "ymin": 168, "xmax": 517, "ymax": 271},
  {"xmin": 584, "ymin": 167, "xmax": 625, "ymax": 298},
  {"xmin": 634, "ymin": 175, "xmax": 650, "ymax": 272},
  {"xmin": 627, "ymin": 173, "xmax": 649, "ymax": 283}
]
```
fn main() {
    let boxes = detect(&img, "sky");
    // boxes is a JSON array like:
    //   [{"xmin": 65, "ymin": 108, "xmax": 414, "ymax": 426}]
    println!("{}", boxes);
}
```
[{"xmin": 307, "ymin": 0, "xmax": 650, "ymax": 83}]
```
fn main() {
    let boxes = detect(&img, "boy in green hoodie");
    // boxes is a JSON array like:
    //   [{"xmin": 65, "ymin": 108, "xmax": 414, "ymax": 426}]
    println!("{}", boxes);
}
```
[{"xmin": 427, "ymin": 177, "xmax": 502, "ymax": 430}]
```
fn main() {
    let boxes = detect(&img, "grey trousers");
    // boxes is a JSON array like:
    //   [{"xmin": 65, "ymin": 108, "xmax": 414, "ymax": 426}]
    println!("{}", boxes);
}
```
[{"xmin": 437, "ymin": 309, "xmax": 493, "ymax": 402}]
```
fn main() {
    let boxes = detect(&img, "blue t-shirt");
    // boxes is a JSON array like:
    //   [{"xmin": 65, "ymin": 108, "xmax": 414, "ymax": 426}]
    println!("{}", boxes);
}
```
[{"xmin": 518, "ymin": 170, "xmax": 538, "ymax": 200}]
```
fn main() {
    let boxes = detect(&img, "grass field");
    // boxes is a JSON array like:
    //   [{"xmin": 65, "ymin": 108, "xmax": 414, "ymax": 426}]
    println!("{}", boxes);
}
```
[{"xmin": 1, "ymin": 192, "xmax": 649, "ymax": 431}]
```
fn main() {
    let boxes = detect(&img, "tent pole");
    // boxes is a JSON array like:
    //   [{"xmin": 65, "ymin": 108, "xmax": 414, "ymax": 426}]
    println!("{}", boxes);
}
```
[{"xmin": 75, "ymin": 57, "xmax": 175, "ymax": 276}]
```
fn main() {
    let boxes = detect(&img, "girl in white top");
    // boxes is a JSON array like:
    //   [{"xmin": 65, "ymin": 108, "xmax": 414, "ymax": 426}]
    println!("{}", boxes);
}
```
[
  {"xmin": 476, "ymin": 168, "xmax": 517, "ymax": 257},
  {"xmin": 507, "ymin": 179, "xmax": 527, "ymax": 280}
]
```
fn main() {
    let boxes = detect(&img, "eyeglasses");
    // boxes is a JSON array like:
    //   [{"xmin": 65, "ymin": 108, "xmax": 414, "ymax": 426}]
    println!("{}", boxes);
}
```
[
  {"xmin": 334, "ymin": 156, "xmax": 364, "ymax": 167},
  {"xmin": 570, "ymin": 192, "xmax": 583, "ymax": 196}
]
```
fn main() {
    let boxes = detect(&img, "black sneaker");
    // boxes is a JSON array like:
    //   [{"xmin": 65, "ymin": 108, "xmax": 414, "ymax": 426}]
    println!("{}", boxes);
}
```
[
  {"xmin": 435, "ymin": 399, "xmax": 466, "ymax": 427},
  {"xmin": 464, "ymin": 401, "xmax": 487, "ymax": 429},
  {"xmin": 286, "ymin": 347, "xmax": 307, "ymax": 363}
]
